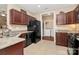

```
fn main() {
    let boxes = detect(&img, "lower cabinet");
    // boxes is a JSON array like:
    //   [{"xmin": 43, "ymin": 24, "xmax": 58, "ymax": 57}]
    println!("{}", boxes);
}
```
[
  {"xmin": 56, "ymin": 32, "xmax": 69, "ymax": 47},
  {"xmin": 43, "ymin": 36, "xmax": 54, "ymax": 41},
  {"xmin": 0, "ymin": 41, "xmax": 24, "ymax": 55}
]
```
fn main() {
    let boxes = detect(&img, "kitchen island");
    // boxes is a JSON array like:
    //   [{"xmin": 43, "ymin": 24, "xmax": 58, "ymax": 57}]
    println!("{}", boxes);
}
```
[
  {"xmin": 0, "ymin": 37, "xmax": 25, "ymax": 55},
  {"xmin": 0, "ymin": 30, "xmax": 33, "ymax": 55}
]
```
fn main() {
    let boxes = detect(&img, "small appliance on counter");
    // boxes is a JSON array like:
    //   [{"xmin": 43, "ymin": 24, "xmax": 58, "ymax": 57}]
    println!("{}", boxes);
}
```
[{"xmin": 67, "ymin": 33, "xmax": 79, "ymax": 55}]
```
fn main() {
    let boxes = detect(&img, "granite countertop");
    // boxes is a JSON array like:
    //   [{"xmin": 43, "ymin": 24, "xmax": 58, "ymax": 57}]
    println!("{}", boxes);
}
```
[
  {"xmin": 0, "ymin": 30, "xmax": 33, "ymax": 50},
  {"xmin": 56, "ymin": 30, "xmax": 79, "ymax": 33},
  {"xmin": 0, "ymin": 37, "xmax": 25, "ymax": 50},
  {"xmin": 13, "ymin": 30, "xmax": 33, "ymax": 37}
]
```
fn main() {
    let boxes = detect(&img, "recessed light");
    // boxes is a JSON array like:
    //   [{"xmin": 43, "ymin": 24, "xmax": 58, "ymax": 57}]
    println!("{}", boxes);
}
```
[{"xmin": 37, "ymin": 5, "xmax": 40, "ymax": 8}]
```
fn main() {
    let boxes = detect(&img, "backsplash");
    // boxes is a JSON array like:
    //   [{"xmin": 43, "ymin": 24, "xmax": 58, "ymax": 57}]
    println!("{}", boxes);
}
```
[
  {"xmin": 56, "ymin": 24, "xmax": 79, "ymax": 33},
  {"xmin": 75, "ymin": 24, "xmax": 79, "ymax": 31},
  {"xmin": 56, "ymin": 24, "xmax": 75, "ymax": 30},
  {"xmin": 8, "ymin": 25, "xmax": 27, "ymax": 31}
]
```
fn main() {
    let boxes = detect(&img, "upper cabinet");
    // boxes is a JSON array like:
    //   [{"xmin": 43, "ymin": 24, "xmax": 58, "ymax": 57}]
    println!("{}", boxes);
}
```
[
  {"xmin": 56, "ymin": 5, "xmax": 79, "ymax": 25},
  {"xmin": 21, "ymin": 13, "xmax": 29, "ymax": 25},
  {"xmin": 74, "ymin": 5, "xmax": 79, "ymax": 23},
  {"xmin": 10, "ymin": 9, "xmax": 22, "ymax": 24},
  {"xmin": 56, "ymin": 12, "xmax": 66, "ymax": 25},
  {"xmin": 66, "ymin": 11, "xmax": 75, "ymax": 24},
  {"xmin": 10, "ymin": 9, "xmax": 29, "ymax": 25}
]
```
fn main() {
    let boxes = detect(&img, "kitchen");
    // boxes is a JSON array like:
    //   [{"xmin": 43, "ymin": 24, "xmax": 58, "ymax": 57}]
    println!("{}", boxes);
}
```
[{"xmin": 0, "ymin": 4, "xmax": 79, "ymax": 55}]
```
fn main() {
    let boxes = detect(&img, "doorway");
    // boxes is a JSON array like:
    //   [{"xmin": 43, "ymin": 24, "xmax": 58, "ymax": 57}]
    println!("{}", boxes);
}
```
[{"xmin": 42, "ymin": 13, "xmax": 54, "ymax": 41}]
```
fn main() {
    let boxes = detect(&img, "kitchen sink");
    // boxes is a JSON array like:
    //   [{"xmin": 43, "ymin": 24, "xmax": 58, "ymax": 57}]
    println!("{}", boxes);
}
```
[
  {"xmin": 0, "ymin": 30, "xmax": 31, "ymax": 38},
  {"xmin": 2, "ymin": 31, "xmax": 20, "ymax": 37}
]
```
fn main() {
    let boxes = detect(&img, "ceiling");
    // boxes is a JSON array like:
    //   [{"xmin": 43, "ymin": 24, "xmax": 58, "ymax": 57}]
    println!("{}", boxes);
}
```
[
  {"xmin": 19, "ymin": 4, "xmax": 77, "ymax": 14},
  {"xmin": 0, "ymin": 4, "xmax": 77, "ymax": 14}
]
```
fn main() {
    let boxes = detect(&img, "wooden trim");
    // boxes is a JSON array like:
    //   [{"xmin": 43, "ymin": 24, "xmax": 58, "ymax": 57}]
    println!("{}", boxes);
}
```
[{"xmin": 42, "ymin": 36, "xmax": 54, "ymax": 41}]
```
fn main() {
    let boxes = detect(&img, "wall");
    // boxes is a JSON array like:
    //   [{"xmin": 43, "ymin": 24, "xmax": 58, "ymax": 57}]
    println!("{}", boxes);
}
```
[
  {"xmin": 7, "ymin": 4, "xmax": 38, "ymax": 31},
  {"xmin": 40, "ymin": 4, "xmax": 78, "ymax": 43},
  {"xmin": 0, "ymin": 15, "xmax": 6, "ymax": 27},
  {"xmin": 42, "ymin": 15, "xmax": 54, "ymax": 36},
  {"xmin": 32, "ymin": 13, "xmax": 41, "ymax": 21}
]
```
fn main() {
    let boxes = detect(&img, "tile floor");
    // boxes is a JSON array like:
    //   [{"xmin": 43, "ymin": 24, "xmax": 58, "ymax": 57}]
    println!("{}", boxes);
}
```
[{"xmin": 24, "ymin": 40, "xmax": 68, "ymax": 55}]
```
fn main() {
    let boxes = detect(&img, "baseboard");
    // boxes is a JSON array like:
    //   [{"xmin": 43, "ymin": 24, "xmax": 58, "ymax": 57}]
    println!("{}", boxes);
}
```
[{"xmin": 42, "ymin": 36, "xmax": 54, "ymax": 41}]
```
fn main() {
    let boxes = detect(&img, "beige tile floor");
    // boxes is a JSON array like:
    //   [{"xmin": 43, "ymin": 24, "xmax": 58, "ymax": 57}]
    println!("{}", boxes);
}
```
[{"xmin": 24, "ymin": 40, "xmax": 68, "ymax": 55}]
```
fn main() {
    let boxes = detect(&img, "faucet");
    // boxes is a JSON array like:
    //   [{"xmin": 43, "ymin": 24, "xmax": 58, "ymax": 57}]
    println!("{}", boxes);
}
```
[{"xmin": 7, "ymin": 28, "xmax": 11, "ymax": 36}]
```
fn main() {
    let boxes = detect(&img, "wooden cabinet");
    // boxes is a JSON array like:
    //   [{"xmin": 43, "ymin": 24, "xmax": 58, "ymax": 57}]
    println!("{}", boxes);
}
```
[
  {"xmin": 10, "ymin": 9, "xmax": 22, "ymax": 24},
  {"xmin": 0, "ymin": 41, "xmax": 25, "ymax": 55},
  {"xmin": 74, "ymin": 5, "xmax": 79, "ymax": 23},
  {"xmin": 66, "ymin": 11, "xmax": 75, "ymax": 24},
  {"xmin": 10, "ymin": 9, "xmax": 29, "ymax": 25},
  {"xmin": 56, "ymin": 5, "xmax": 79, "ymax": 25},
  {"xmin": 56, "ymin": 11, "xmax": 76, "ymax": 25},
  {"xmin": 56, "ymin": 32, "xmax": 69, "ymax": 47},
  {"xmin": 28, "ymin": 15, "xmax": 35, "ymax": 21},
  {"xmin": 66, "ymin": 5, "xmax": 79, "ymax": 24},
  {"xmin": 21, "ymin": 13, "xmax": 29, "ymax": 25},
  {"xmin": 56, "ymin": 12, "xmax": 66, "ymax": 25}
]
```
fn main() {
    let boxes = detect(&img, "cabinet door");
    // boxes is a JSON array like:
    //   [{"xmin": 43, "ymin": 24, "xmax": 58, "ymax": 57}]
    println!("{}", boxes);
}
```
[
  {"xmin": 56, "ymin": 14, "xmax": 63, "ymax": 25},
  {"xmin": 21, "ymin": 13, "xmax": 29, "ymax": 25},
  {"xmin": 61, "ymin": 33, "xmax": 68, "ymax": 47},
  {"xmin": 75, "ymin": 11, "xmax": 79, "ymax": 23},
  {"xmin": 10, "ymin": 9, "xmax": 21, "ymax": 24},
  {"xmin": 56, "ymin": 32, "xmax": 62, "ymax": 45},
  {"xmin": 14, "ymin": 10, "xmax": 21, "ymax": 24},
  {"xmin": 74, "ymin": 5, "xmax": 79, "ymax": 23},
  {"xmin": 56, "ymin": 13, "xmax": 66, "ymax": 25},
  {"xmin": 66, "ymin": 11, "xmax": 75, "ymax": 24},
  {"xmin": 56, "ymin": 32, "xmax": 68, "ymax": 47}
]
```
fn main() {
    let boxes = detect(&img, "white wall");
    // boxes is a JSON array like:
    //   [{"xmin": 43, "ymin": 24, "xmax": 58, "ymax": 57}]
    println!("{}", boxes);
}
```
[{"xmin": 42, "ymin": 15, "xmax": 54, "ymax": 37}]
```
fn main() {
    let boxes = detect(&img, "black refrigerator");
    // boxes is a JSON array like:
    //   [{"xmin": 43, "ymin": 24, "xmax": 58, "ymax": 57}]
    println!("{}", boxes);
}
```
[{"xmin": 27, "ymin": 19, "xmax": 41, "ymax": 43}]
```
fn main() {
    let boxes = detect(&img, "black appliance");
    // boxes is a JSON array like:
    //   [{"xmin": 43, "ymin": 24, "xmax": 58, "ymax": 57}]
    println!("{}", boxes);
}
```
[
  {"xmin": 25, "ymin": 32, "xmax": 33, "ymax": 47},
  {"xmin": 67, "ymin": 33, "xmax": 79, "ymax": 55},
  {"xmin": 27, "ymin": 19, "xmax": 41, "ymax": 43}
]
